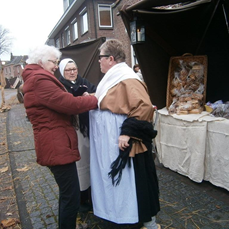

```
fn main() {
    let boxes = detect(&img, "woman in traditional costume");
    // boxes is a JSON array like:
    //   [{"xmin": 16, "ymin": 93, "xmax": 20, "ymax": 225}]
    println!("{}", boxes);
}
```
[
  {"xmin": 89, "ymin": 39, "xmax": 161, "ymax": 229},
  {"xmin": 58, "ymin": 58, "xmax": 96, "ymax": 213}
]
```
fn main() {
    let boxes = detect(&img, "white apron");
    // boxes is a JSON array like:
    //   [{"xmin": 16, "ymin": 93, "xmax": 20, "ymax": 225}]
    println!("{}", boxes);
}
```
[
  {"xmin": 76, "ymin": 130, "xmax": 90, "ymax": 191},
  {"xmin": 89, "ymin": 109, "xmax": 138, "ymax": 224}
]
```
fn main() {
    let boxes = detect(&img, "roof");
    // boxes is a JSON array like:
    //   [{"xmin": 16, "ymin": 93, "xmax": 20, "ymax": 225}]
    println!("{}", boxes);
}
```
[
  {"xmin": 48, "ymin": 0, "xmax": 85, "ymax": 39},
  {"xmin": 5, "ymin": 55, "xmax": 28, "ymax": 66}
]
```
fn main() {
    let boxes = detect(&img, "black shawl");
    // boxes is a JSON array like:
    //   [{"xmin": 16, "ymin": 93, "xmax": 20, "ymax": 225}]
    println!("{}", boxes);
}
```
[{"xmin": 108, "ymin": 117, "xmax": 157, "ymax": 186}]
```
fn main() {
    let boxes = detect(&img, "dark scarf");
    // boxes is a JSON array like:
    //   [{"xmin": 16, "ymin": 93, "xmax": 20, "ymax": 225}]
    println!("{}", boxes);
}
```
[
  {"xmin": 59, "ymin": 75, "xmax": 96, "ymax": 137},
  {"xmin": 108, "ymin": 117, "xmax": 157, "ymax": 186}
]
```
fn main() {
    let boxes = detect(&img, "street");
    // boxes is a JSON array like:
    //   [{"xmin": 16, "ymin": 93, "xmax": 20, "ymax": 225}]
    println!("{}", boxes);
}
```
[
  {"xmin": 0, "ymin": 88, "xmax": 18, "ymax": 106},
  {"xmin": 0, "ymin": 93, "xmax": 229, "ymax": 229},
  {"xmin": 4, "ymin": 89, "xmax": 17, "ymax": 100}
]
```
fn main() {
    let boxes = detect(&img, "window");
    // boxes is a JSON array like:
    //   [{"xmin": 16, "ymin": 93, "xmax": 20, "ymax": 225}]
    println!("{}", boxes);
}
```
[
  {"xmin": 61, "ymin": 33, "xmax": 65, "ymax": 47},
  {"xmin": 65, "ymin": 26, "xmax": 71, "ymax": 45},
  {"xmin": 82, "ymin": 12, "xmax": 88, "ymax": 34},
  {"xmin": 63, "ymin": 0, "xmax": 69, "ymax": 11},
  {"xmin": 63, "ymin": 0, "xmax": 74, "ymax": 11},
  {"xmin": 98, "ymin": 4, "xmax": 113, "ymax": 28},
  {"xmin": 71, "ymin": 18, "xmax": 78, "ymax": 40},
  {"xmin": 55, "ymin": 38, "xmax": 60, "ymax": 48},
  {"xmin": 80, "ymin": 7, "xmax": 88, "ymax": 34}
]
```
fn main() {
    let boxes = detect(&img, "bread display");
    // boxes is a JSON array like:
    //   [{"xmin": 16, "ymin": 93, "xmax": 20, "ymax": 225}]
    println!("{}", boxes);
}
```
[{"xmin": 166, "ymin": 54, "xmax": 207, "ymax": 115}]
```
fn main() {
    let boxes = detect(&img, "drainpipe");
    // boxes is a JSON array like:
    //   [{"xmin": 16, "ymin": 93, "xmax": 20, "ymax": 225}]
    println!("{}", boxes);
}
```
[
  {"xmin": 93, "ymin": 0, "xmax": 97, "ymax": 39},
  {"xmin": 111, "ymin": 0, "xmax": 121, "ymax": 9}
]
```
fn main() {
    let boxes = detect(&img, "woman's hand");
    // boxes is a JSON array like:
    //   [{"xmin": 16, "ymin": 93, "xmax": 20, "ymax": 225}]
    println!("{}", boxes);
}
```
[
  {"xmin": 82, "ymin": 92, "xmax": 89, "ymax": 96},
  {"xmin": 118, "ymin": 135, "xmax": 130, "ymax": 151}
]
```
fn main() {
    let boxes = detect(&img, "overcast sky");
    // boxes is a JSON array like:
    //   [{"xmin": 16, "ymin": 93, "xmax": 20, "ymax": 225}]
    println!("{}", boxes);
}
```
[{"xmin": 0, "ymin": 0, "xmax": 63, "ymax": 60}]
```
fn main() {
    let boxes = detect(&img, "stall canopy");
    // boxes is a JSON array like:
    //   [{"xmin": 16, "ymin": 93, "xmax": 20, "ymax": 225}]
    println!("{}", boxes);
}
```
[
  {"xmin": 55, "ymin": 37, "xmax": 105, "ymax": 86},
  {"xmin": 120, "ymin": 0, "xmax": 229, "ymax": 109}
]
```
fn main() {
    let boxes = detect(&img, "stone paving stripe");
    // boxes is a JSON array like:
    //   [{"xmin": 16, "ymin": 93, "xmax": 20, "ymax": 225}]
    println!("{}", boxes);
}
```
[{"xmin": 9, "ymin": 150, "xmax": 33, "ymax": 229}]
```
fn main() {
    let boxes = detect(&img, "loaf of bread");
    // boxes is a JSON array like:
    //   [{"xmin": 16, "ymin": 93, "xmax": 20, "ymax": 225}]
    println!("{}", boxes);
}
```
[
  {"xmin": 177, "ymin": 110, "xmax": 189, "ymax": 115},
  {"xmin": 189, "ymin": 108, "xmax": 202, "ymax": 114}
]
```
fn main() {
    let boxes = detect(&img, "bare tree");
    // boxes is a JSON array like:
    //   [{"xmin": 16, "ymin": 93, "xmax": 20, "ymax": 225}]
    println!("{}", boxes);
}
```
[{"xmin": 0, "ymin": 25, "xmax": 13, "ymax": 57}]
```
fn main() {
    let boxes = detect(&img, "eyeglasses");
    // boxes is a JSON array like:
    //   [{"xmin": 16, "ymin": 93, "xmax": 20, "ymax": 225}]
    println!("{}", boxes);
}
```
[
  {"xmin": 98, "ymin": 55, "xmax": 110, "ymax": 60},
  {"xmin": 48, "ymin": 60, "xmax": 59, "ymax": 66},
  {"xmin": 64, "ymin": 68, "xmax": 78, "ymax": 73}
]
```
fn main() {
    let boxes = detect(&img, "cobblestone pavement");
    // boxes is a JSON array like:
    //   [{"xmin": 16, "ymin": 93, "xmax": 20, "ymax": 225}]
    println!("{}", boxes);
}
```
[
  {"xmin": 0, "ymin": 92, "xmax": 20, "ymax": 229},
  {"xmin": 1, "ymin": 102, "xmax": 229, "ymax": 229},
  {"xmin": 0, "ymin": 111, "xmax": 20, "ymax": 229}
]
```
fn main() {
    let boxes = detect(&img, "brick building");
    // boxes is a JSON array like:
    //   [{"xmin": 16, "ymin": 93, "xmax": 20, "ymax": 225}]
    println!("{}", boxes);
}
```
[
  {"xmin": 46, "ymin": 0, "xmax": 141, "ymax": 67},
  {"xmin": 2, "ymin": 54, "xmax": 27, "ymax": 88}
]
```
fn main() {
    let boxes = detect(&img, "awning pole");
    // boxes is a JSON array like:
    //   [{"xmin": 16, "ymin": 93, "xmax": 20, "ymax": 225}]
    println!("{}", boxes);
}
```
[
  {"xmin": 196, "ymin": 0, "xmax": 221, "ymax": 53},
  {"xmin": 222, "ymin": 4, "xmax": 229, "ymax": 34}
]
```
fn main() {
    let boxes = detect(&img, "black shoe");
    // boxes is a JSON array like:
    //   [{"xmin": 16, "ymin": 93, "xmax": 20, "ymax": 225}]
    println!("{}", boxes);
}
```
[{"xmin": 79, "ymin": 202, "xmax": 93, "ymax": 213}]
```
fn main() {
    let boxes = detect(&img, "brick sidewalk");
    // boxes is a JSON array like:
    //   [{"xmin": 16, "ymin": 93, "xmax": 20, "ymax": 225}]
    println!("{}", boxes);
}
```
[
  {"xmin": 1, "ymin": 103, "xmax": 229, "ymax": 229},
  {"xmin": 0, "ymin": 111, "xmax": 20, "ymax": 229}
]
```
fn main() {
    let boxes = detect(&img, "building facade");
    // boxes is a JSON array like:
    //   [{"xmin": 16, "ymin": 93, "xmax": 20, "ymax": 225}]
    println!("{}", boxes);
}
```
[
  {"xmin": 46, "ymin": 0, "xmax": 141, "ymax": 67},
  {"xmin": 2, "ymin": 54, "xmax": 27, "ymax": 88}
]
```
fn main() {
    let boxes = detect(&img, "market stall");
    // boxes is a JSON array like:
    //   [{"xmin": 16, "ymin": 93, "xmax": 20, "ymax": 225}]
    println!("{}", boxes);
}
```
[
  {"xmin": 120, "ymin": 0, "xmax": 229, "ymax": 108},
  {"xmin": 120, "ymin": 0, "xmax": 229, "ymax": 190}
]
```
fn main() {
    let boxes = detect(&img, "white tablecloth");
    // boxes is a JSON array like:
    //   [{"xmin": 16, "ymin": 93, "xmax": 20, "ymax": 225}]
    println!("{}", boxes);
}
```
[
  {"xmin": 155, "ymin": 108, "xmax": 229, "ymax": 191},
  {"xmin": 205, "ymin": 121, "xmax": 229, "ymax": 190}
]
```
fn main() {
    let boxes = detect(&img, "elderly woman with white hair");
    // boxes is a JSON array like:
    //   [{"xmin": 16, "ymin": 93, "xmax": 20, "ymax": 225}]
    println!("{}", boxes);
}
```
[
  {"xmin": 22, "ymin": 45, "xmax": 98, "ymax": 229},
  {"xmin": 58, "ymin": 58, "xmax": 96, "ymax": 212}
]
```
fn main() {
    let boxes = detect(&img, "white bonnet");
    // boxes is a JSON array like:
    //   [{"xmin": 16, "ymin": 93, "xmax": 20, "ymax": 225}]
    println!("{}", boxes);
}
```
[{"xmin": 59, "ymin": 58, "xmax": 76, "ymax": 77}]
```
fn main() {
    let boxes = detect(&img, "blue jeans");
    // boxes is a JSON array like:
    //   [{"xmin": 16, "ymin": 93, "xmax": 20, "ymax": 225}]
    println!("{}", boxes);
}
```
[{"xmin": 49, "ymin": 162, "xmax": 80, "ymax": 229}]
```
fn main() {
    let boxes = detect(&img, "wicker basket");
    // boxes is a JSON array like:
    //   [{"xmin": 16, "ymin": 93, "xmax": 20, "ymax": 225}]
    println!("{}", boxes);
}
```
[{"xmin": 166, "ymin": 53, "xmax": 208, "ymax": 112}]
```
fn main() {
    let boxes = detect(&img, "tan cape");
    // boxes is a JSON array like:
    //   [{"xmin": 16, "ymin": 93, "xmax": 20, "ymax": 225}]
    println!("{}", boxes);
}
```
[{"xmin": 100, "ymin": 78, "xmax": 155, "ymax": 157}]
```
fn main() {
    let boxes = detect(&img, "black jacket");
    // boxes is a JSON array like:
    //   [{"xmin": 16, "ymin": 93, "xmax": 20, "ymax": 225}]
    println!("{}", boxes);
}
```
[{"xmin": 59, "ymin": 75, "xmax": 96, "ymax": 137}]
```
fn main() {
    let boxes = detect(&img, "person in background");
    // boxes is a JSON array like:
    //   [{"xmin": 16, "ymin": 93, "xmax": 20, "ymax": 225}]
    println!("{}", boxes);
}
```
[
  {"xmin": 17, "ymin": 84, "xmax": 24, "ymax": 104},
  {"xmin": 133, "ymin": 63, "xmax": 144, "ymax": 81},
  {"xmin": 0, "ymin": 66, "xmax": 6, "ymax": 109},
  {"xmin": 22, "ymin": 45, "xmax": 97, "ymax": 229},
  {"xmin": 59, "ymin": 58, "xmax": 96, "ymax": 212},
  {"xmin": 89, "ymin": 39, "xmax": 160, "ymax": 229}
]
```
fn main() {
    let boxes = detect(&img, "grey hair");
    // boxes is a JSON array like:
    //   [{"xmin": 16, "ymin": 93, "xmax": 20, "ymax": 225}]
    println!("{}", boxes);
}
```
[
  {"xmin": 99, "ymin": 39, "xmax": 126, "ymax": 63},
  {"xmin": 26, "ymin": 45, "xmax": 62, "ymax": 64}
]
